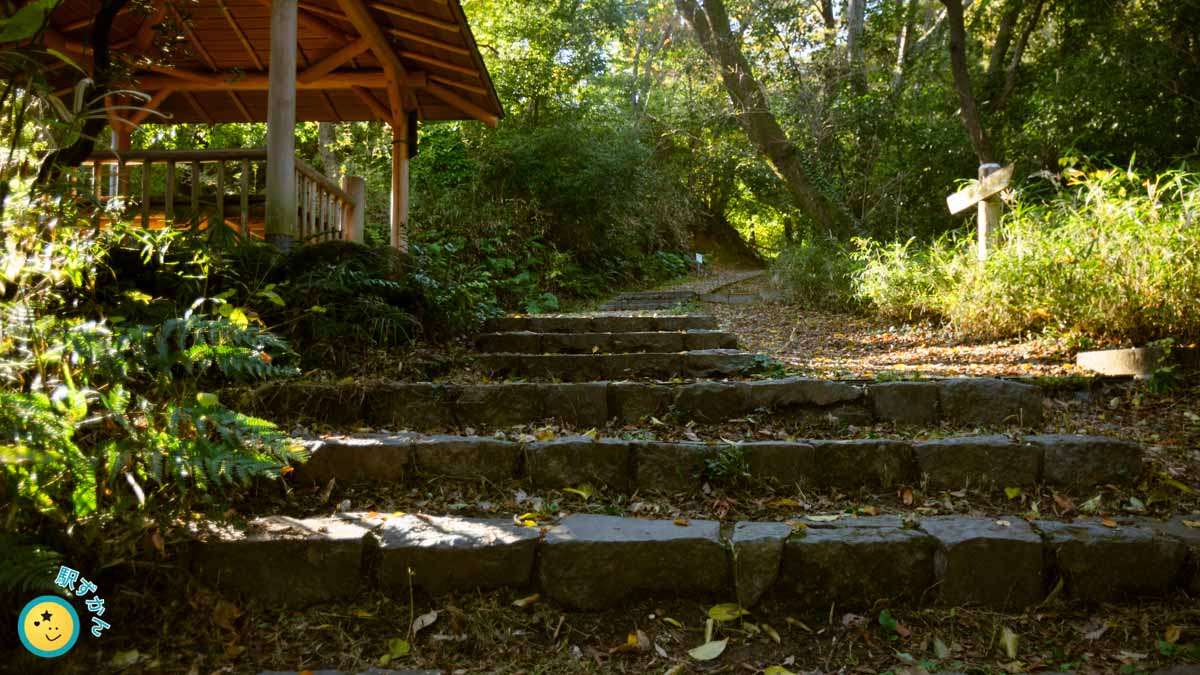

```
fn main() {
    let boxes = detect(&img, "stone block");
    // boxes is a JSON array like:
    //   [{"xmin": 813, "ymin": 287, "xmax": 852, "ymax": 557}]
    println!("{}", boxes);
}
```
[
  {"xmin": 542, "ymin": 332, "xmax": 610, "ymax": 354},
  {"xmin": 374, "ymin": 515, "xmax": 540, "ymax": 595},
  {"xmin": 745, "ymin": 378, "xmax": 864, "ymax": 410},
  {"xmin": 743, "ymin": 442, "xmax": 817, "ymax": 486},
  {"xmin": 366, "ymin": 383, "xmax": 453, "ymax": 429},
  {"xmin": 685, "ymin": 331, "xmax": 739, "ymax": 351},
  {"xmin": 452, "ymin": 384, "xmax": 542, "ymax": 428},
  {"xmin": 1026, "ymin": 435, "xmax": 1143, "ymax": 487},
  {"xmin": 602, "ymin": 353, "xmax": 681, "ymax": 380},
  {"xmin": 682, "ymin": 350, "xmax": 762, "ymax": 378},
  {"xmin": 612, "ymin": 332, "xmax": 684, "ymax": 353},
  {"xmin": 1037, "ymin": 519, "xmax": 1188, "ymax": 602},
  {"xmin": 522, "ymin": 354, "xmax": 605, "ymax": 382},
  {"xmin": 412, "ymin": 435, "xmax": 520, "ymax": 482},
  {"xmin": 538, "ymin": 515, "xmax": 728, "ymax": 609},
  {"xmin": 190, "ymin": 515, "xmax": 373, "ymax": 607},
  {"xmin": 475, "ymin": 332, "xmax": 541, "ymax": 354},
  {"xmin": 1146, "ymin": 516, "xmax": 1200, "ymax": 594},
  {"xmin": 527, "ymin": 437, "xmax": 631, "ymax": 490},
  {"xmin": 811, "ymin": 439, "xmax": 917, "ymax": 488},
  {"xmin": 296, "ymin": 434, "xmax": 413, "ymax": 484},
  {"xmin": 778, "ymin": 522, "xmax": 936, "ymax": 608},
  {"xmin": 543, "ymin": 383, "xmax": 609, "ymax": 427},
  {"xmin": 938, "ymin": 378, "xmax": 1044, "ymax": 427},
  {"xmin": 868, "ymin": 382, "xmax": 941, "ymax": 426},
  {"xmin": 633, "ymin": 441, "xmax": 716, "ymax": 492},
  {"xmin": 592, "ymin": 316, "xmax": 657, "ymax": 333},
  {"xmin": 655, "ymin": 316, "xmax": 718, "ymax": 331},
  {"xmin": 914, "ymin": 435, "xmax": 1041, "ymax": 489},
  {"xmin": 732, "ymin": 522, "xmax": 791, "ymax": 608},
  {"xmin": 920, "ymin": 516, "xmax": 1044, "ymax": 608},
  {"xmin": 249, "ymin": 382, "xmax": 368, "ymax": 427},
  {"xmin": 607, "ymin": 382, "xmax": 672, "ymax": 423},
  {"xmin": 674, "ymin": 382, "xmax": 748, "ymax": 422}
]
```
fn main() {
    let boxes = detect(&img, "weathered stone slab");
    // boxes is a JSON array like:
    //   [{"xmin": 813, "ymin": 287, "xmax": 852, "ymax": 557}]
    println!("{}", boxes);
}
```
[
  {"xmin": 778, "ymin": 521, "xmax": 936, "ymax": 608},
  {"xmin": 920, "ymin": 516, "xmax": 1044, "ymax": 608},
  {"xmin": 366, "ymin": 383, "xmax": 453, "ymax": 429},
  {"xmin": 190, "ymin": 515, "xmax": 373, "ymax": 607},
  {"xmin": 482, "ymin": 316, "xmax": 529, "ymax": 333},
  {"xmin": 543, "ymin": 383, "xmax": 609, "ymax": 427},
  {"xmin": 743, "ymin": 442, "xmax": 817, "ymax": 486},
  {"xmin": 682, "ymin": 350, "xmax": 763, "ymax": 378},
  {"xmin": 475, "ymin": 354, "xmax": 524, "ymax": 375},
  {"xmin": 412, "ymin": 435, "xmax": 520, "ymax": 482},
  {"xmin": 868, "ymin": 382, "xmax": 941, "ymax": 426},
  {"xmin": 732, "ymin": 522, "xmax": 791, "ymax": 608},
  {"xmin": 249, "ymin": 382, "xmax": 368, "ymax": 426},
  {"xmin": 938, "ymin": 378, "xmax": 1044, "ymax": 427},
  {"xmin": 914, "ymin": 435, "xmax": 1041, "ymax": 489},
  {"xmin": 811, "ymin": 439, "xmax": 916, "ymax": 488},
  {"xmin": 591, "ymin": 316, "xmax": 657, "ymax": 333},
  {"xmin": 527, "ymin": 437, "xmax": 631, "ymax": 490},
  {"xmin": 297, "ymin": 435, "xmax": 414, "ymax": 484},
  {"xmin": 612, "ymin": 331, "xmax": 685, "ymax": 353},
  {"xmin": 745, "ymin": 378, "xmax": 864, "ymax": 410},
  {"xmin": 520, "ymin": 354, "xmax": 607, "ymax": 381},
  {"xmin": 452, "ymin": 384, "xmax": 542, "ymax": 428},
  {"xmin": 538, "ymin": 515, "xmax": 728, "ymax": 609},
  {"xmin": 607, "ymin": 382, "xmax": 673, "ymax": 423},
  {"xmin": 633, "ymin": 441, "xmax": 716, "ymax": 492},
  {"xmin": 684, "ymin": 330, "xmax": 739, "ymax": 351},
  {"xmin": 542, "ymin": 332, "xmax": 613, "ymax": 354},
  {"xmin": 260, "ymin": 669, "xmax": 440, "ymax": 675},
  {"xmin": 1026, "ymin": 435, "xmax": 1143, "ymax": 487},
  {"xmin": 374, "ymin": 515, "xmax": 539, "ymax": 595},
  {"xmin": 655, "ymin": 316, "xmax": 718, "ymax": 331},
  {"xmin": 475, "ymin": 332, "xmax": 541, "ymax": 354},
  {"xmin": 603, "ymin": 353, "xmax": 682, "ymax": 380},
  {"xmin": 1146, "ymin": 516, "xmax": 1200, "ymax": 593},
  {"xmin": 1036, "ymin": 519, "xmax": 1188, "ymax": 602},
  {"xmin": 674, "ymin": 382, "xmax": 748, "ymax": 422}
]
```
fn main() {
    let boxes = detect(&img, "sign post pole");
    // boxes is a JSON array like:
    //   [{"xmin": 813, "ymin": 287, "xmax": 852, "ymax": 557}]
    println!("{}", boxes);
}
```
[{"xmin": 977, "ymin": 163, "xmax": 1003, "ymax": 262}]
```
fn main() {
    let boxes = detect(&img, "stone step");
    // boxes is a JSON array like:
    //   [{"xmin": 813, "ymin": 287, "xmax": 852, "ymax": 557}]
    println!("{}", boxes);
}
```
[
  {"xmin": 294, "ymin": 433, "xmax": 1144, "ymax": 492},
  {"xmin": 249, "ymin": 377, "xmax": 1045, "ymax": 430},
  {"xmin": 483, "ymin": 314, "xmax": 718, "ymax": 334},
  {"xmin": 475, "ymin": 329, "xmax": 738, "ymax": 354},
  {"xmin": 191, "ymin": 512, "xmax": 1200, "ymax": 610},
  {"xmin": 475, "ymin": 350, "xmax": 764, "ymax": 381}
]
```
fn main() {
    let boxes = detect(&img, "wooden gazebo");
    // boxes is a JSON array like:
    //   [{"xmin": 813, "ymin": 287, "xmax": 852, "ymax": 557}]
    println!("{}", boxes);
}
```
[{"xmin": 43, "ymin": 0, "xmax": 503, "ymax": 250}]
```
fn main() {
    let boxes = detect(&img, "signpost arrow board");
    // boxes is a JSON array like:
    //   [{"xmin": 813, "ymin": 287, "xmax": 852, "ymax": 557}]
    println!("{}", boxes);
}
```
[{"xmin": 946, "ymin": 164, "xmax": 1014, "ymax": 214}]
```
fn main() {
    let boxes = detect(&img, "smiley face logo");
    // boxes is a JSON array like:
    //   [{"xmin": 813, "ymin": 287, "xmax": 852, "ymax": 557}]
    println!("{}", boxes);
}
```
[{"xmin": 17, "ymin": 595, "xmax": 79, "ymax": 658}]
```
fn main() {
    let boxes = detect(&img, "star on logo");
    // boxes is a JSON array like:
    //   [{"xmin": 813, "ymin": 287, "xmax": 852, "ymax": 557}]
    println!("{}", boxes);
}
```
[{"xmin": 40, "ymin": 610, "xmax": 53, "ymax": 622}]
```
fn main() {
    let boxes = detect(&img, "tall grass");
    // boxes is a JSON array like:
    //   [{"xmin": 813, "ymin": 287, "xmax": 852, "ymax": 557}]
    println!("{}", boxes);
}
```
[{"xmin": 786, "ymin": 165, "xmax": 1200, "ymax": 343}]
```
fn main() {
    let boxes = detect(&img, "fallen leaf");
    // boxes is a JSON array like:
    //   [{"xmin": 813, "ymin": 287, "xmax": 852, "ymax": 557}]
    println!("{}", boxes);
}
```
[
  {"xmin": 1005, "ymin": 486, "xmax": 1022, "ymax": 500},
  {"xmin": 764, "ymin": 623, "xmax": 781, "ymax": 644},
  {"xmin": 708, "ymin": 603, "xmax": 749, "ymax": 622},
  {"xmin": 1165, "ymin": 625, "xmax": 1182, "ymax": 644},
  {"xmin": 663, "ymin": 617, "xmax": 683, "ymax": 628},
  {"xmin": 1001, "ymin": 626, "xmax": 1019, "ymax": 659},
  {"xmin": 688, "ymin": 639, "xmax": 727, "ymax": 661},
  {"xmin": 386, "ymin": 638, "xmax": 410, "ymax": 659},
  {"xmin": 512, "ymin": 594, "xmax": 540, "ymax": 609},
  {"xmin": 211, "ymin": 600, "xmax": 242, "ymax": 632},
  {"xmin": 563, "ymin": 484, "xmax": 594, "ymax": 500},
  {"xmin": 933, "ymin": 637, "xmax": 950, "ymax": 659},
  {"xmin": 807, "ymin": 514, "xmax": 840, "ymax": 522},
  {"xmin": 411, "ymin": 610, "xmax": 438, "ymax": 637},
  {"xmin": 768, "ymin": 497, "xmax": 801, "ymax": 508},
  {"xmin": 1101, "ymin": 518, "xmax": 1118, "ymax": 528},
  {"xmin": 1182, "ymin": 520, "xmax": 1200, "ymax": 528},
  {"xmin": 674, "ymin": 517, "xmax": 690, "ymax": 526},
  {"xmin": 109, "ymin": 650, "xmax": 141, "ymax": 668},
  {"xmin": 901, "ymin": 488, "xmax": 914, "ymax": 505},
  {"xmin": 764, "ymin": 667, "xmax": 796, "ymax": 675},
  {"xmin": 1054, "ymin": 494, "xmax": 1076, "ymax": 513}
]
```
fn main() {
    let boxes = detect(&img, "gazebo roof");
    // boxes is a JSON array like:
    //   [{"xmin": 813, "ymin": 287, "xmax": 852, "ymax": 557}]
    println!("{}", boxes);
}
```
[{"xmin": 45, "ymin": 0, "xmax": 503, "ymax": 127}]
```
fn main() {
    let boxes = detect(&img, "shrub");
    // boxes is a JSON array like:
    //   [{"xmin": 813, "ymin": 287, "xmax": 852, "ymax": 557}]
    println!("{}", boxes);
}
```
[{"xmin": 769, "ymin": 237, "xmax": 859, "ymax": 310}]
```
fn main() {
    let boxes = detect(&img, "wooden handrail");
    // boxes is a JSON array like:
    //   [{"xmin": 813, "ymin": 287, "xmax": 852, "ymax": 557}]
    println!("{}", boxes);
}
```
[
  {"xmin": 295, "ymin": 158, "xmax": 357, "ymax": 206},
  {"xmin": 86, "ymin": 149, "xmax": 270, "ymax": 163}
]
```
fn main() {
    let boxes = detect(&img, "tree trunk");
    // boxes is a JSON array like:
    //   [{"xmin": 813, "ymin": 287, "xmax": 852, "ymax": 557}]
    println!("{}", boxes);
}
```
[
  {"xmin": 941, "ymin": 0, "xmax": 995, "ymax": 164},
  {"xmin": 317, "ymin": 122, "xmax": 341, "ymax": 182},
  {"xmin": 847, "ymin": 0, "xmax": 867, "ymax": 95},
  {"xmin": 676, "ymin": 0, "xmax": 852, "ymax": 235}
]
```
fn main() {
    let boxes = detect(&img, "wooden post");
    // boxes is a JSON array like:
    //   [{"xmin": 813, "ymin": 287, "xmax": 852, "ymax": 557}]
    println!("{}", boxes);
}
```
[
  {"xmin": 140, "ymin": 160, "xmax": 151, "ymax": 228},
  {"xmin": 390, "ymin": 115, "xmax": 409, "ymax": 251},
  {"xmin": 342, "ymin": 175, "xmax": 366, "ymax": 243},
  {"xmin": 165, "ymin": 161, "xmax": 176, "ymax": 224},
  {"xmin": 215, "ymin": 162, "xmax": 226, "ymax": 230},
  {"xmin": 190, "ymin": 160, "xmax": 201, "ymax": 224},
  {"xmin": 240, "ymin": 158, "xmax": 250, "ymax": 236},
  {"xmin": 113, "ymin": 129, "xmax": 132, "ymax": 199},
  {"xmin": 265, "ymin": 0, "xmax": 299, "ymax": 250},
  {"xmin": 977, "ymin": 163, "xmax": 1002, "ymax": 262}
]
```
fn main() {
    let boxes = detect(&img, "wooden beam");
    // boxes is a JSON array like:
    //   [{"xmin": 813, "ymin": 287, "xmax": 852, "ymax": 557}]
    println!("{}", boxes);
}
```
[
  {"xmin": 129, "ymin": 89, "xmax": 176, "ymax": 126},
  {"xmin": 142, "ymin": 63, "xmax": 223, "ymax": 85},
  {"xmin": 333, "ymin": 0, "xmax": 417, "ymax": 109},
  {"xmin": 265, "ymin": 0, "xmax": 299, "ymax": 247},
  {"xmin": 256, "ymin": 0, "xmax": 353, "ymax": 42},
  {"xmin": 424, "ymin": 83, "xmax": 498, "ymax": 127},
  {"xmin": 370, "ymin": 2, "xmax": 459, "ymax": 32},
  {"xmin": 298, "ymin": 38, "xmax": 371, "ymax": 84},
  {"xmin": 351, "ymin": 86, "xmax": 393, "ymax": 122},
  {"xmin": 61, "ymin": 5, "xmax": 133, "ymax": 32},
  {"xmin": 387, "ymin": 28, "xmax": 471, "ymax": 56},
  {"xmin": 132, "ymin": 6, "xmax": 168, "ymax": 53},
  {"xmin": 399, "ymin": 50, "xmax": 479, "ymax": 78},
  {"xmin": 429, "ymin": 75, "xmax": 487, "ymax": 96},
  {"xmin": 229, "ymin": 92, "xmax": 254, "ymax": 122},
  {"xmin": 217, "ymin": 0, "xmax": 264, "ymax": 71},
  {"xmin": 181, "ymin": 92, "xmax": 214, "ymax": 125},
  {"xmin": 166, "ymin": 4, "xmax": 219, "ymax": 71},
  {"xmin": 390, "ymin": 114, "xmax": 409, "ymax": 251},
  {"xmin": 130, "ymin": 69, "xmax": 424, "ymax": 91}
]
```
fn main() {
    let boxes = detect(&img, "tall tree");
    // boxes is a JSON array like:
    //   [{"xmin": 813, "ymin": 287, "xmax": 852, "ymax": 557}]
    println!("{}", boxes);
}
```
[
  {"xmin": 941, "ymin": 0, "xmax": 995, "ymax": 163},
  {"xmin": 674, "ymin": 0, "xmax": 852, "ymax": 235}
]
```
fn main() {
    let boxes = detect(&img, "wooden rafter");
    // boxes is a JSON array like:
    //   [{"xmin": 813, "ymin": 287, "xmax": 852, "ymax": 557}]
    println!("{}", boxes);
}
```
[
  {"xmin": 425, "ymin": 83, "xmax": 498, "ymax": 127},
  {"xmin": 370, "ymin": 2, "xmax": 459, "ymax": 32},
  {"xmin": 129, "ymin": 88, "xmax": 176, "ymax": 126},
  {"xmin": 333, "ymin": 0, "xmax": 418, "ymax": 114},
  {"xmin": 229, "ymin": 92, "xmax": 254, "ymax": 122},
  {"xmin": 388, "ymin": 28, "xmax": 470, "ymax": 57},
  {"xmin": 131, "ymin": 69, "xmax": 425, "ymax": 92},
  {"xmin": 216, "ymin": 0, "xmax": 264, "ymax": 71},
  {"xmin": 60, "ymin": 4, "xmax": 133, "ymax": 32},
  {"xmin": 299, "ymin": 38, "xmax": 371, "ymax": 84},
  {"xmin": 429, "ymin": 75, "xmax": 487, "ymax": 96},
  {"xmin": 166, "ymin": 4, "xmax": 219, "ymax": 71},
  {"xmin": 132, "ymin": 6, "xmax": 168, "ymax": 53},
  {"xmin": 351, "ymin": 86, "xmax": 392, "ymax": 122},
  {"xmin": 400, "ymin": 50, "xmax": 478, "ymax": 78},
  {"xmin": 181, "ymin": 91, "xmax": 214, "ymax": 125}
]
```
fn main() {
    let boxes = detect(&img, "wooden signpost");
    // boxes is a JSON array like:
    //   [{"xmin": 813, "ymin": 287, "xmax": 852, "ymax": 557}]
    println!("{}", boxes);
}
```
[{"xmin": 947, "ymin": 163, "xmax": 1013, "ymax": 261}]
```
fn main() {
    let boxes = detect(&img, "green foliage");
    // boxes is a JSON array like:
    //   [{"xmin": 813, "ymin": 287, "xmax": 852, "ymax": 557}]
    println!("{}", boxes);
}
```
[
  {"xmin": 770, "ymin": 237, "xmax": 859, "ymax": 310},
  {"xmin": 844, "ymin": 164, "xmax": 1200, "ymax": 342},
  {"xmin": 702, "ymin": 443, "xmax": 750, "ymax": 484}
]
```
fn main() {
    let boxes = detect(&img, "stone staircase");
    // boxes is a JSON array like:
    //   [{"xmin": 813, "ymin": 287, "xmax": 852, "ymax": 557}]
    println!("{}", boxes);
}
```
[{"xmin": 214, "ymin": 306, "xmax": 1200, "ymax": 622}]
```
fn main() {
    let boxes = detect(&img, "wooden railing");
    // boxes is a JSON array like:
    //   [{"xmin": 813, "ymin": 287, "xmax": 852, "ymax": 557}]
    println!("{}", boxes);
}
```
[{"xmin": 82, "ymin": 149, "xmax": 364, "ymax": 243}]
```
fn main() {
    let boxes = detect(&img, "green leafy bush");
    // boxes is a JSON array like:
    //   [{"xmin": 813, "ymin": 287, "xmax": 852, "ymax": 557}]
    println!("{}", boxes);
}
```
[{"xmin": 769, "ymin": 237, "xmax": 859, "ymax": 310}]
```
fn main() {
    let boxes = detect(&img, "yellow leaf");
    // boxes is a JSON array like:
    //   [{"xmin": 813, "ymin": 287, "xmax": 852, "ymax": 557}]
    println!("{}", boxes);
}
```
[
  {"xmin": 1005, "ymin": 486, "xmax": 1022, "ymax": 500},
  {"xmin": 767, "ymin": 498, "xmax": 801, "ymax": 508},
  {"xmin": 1182, "ymin": 520, "xmax": 1200, "ymax": 528},
  {"xmin": 663, "ymin": 617, "xmax": 683, "ymax": 628},
  {"xmin": 764, "ymin": 623, "xmax": 781, "ymax": 644},
  {"xmin": 522, "ymin": 520, "xmax": 537, "ymax": 527},
  {"xmin": 1001, "ymin": 626, "xmax": 1019, "ymax": 659},
  {"xmin": 512, "ymin": 594, "xmax": 540, "ymax": 608},
  {"xmin": 687, "ymin": 639, "xmax": 727, "ymax": 661},
  {"xmin": 708, "ymin": 603, "xmax": 749, "ymax": 622},
  {"xmin": 1101, "ymin": 518, "xmax": 1118, "ymax": 528},
  {"xmin": 1165, "ymin": 625, "xmax": 1182, "ymax": 644},
  {"xmin": 674, "ymin": 518, "xmax": 690, "ymax": 526},
  {"xmin": 765, "ymin": 668, "xmax": 796, "ymax": 675}
]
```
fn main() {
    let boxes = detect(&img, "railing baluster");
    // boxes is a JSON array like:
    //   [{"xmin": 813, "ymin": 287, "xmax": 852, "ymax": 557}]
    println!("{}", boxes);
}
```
[
  {"xmin": 190, "ymin": 160, "xmax": 201, "ymax": 224},
  {"xmin": 215, "ymin": 162, "xmax": 226, "ymax": 230},
  {"xmin": 240, "ymin": 159, "xmax": 250, "ymax": 236},
  {"xmin": 141, "ymin": 161, "xmax": 151, "ymax": 228},
  {"xmin": 165, "ymin": 161, "xmax": 176, "ymax": 224},
  {"xmin": 93, "ymin": 161, "xmax": 103, "ymax": 202}
]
